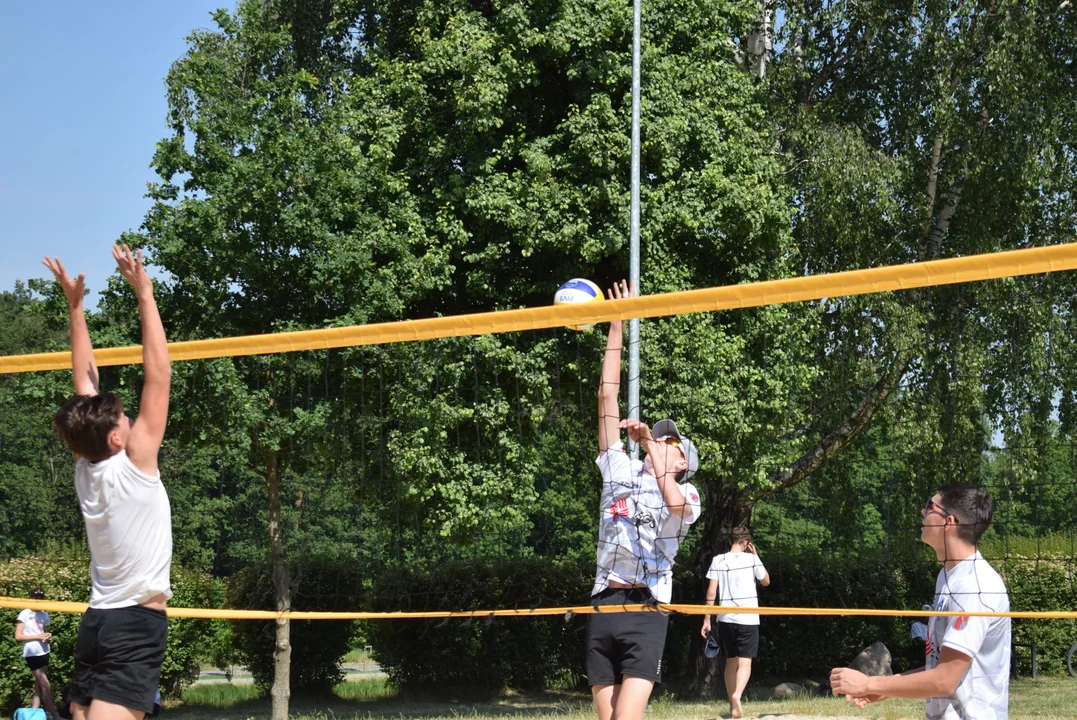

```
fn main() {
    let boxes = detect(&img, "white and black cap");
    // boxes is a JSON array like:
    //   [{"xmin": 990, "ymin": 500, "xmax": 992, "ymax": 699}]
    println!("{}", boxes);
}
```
[{"xmin": 650, "ymin": 418, "xmax": 699, "ymax": 481}]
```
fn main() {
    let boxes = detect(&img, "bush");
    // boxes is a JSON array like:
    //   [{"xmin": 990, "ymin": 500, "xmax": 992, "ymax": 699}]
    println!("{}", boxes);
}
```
[
  {"xmin": 0, "ymin": 548, "xmax": 223, "ymax": 712},
  {"xmin": 663, "ymin": 550, "xmax": 942, "ymax": 689},
  {"xmin": 1003, "ymin": 558, "xmax": 1077, "ymax": 675},
  {"xmin": 227, "ymin": 558, "xmax": 364, "ymax": 692},
  {"xmin": 662, "ymin": 549, "xmax": 1077, "ymax": 690},
  {"xmin": 366, "ymin": 557, "xmax": 591, "ymax": 693}
]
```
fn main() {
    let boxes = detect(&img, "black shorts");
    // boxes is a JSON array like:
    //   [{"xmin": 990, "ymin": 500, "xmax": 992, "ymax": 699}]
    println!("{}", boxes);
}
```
[
  {"xmin": 25, "ymin": 653, "xmax": 50, "ymax": 671},
  {"xmin": 716, "ymin": 621, "xmax": 759, "ymax": 658},
  {"xmin": 69, "ymin": 605, "xmax": 168, "ymax": 715},
  {"xmin": 586, "ymin": 587, "xmax": 669, "ymax": 685}
]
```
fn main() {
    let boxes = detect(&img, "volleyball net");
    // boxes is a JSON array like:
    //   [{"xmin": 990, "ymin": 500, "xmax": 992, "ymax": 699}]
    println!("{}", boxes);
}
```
[{"xmin": 2, "ymin": 243, "xmax": 1077, "ymax": 687}]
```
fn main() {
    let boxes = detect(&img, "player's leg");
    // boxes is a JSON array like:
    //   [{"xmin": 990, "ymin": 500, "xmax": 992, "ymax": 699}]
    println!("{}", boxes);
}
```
[
  {"xmin": 33, "ymin": 666, "xmax": 58, "ymax": 717},
  {"xmin": 614, "ymin": 676, "xmax": 655, "ymax": 720},
  {"xmin": 592, "ymin": 684, "xmax": 618, "ymax": 720},
  {"xmin": 86, "ymin": 699, "xmax": 144, "ymax": 720},
  {"xmin": 587, "ymin": 600, "xmax": 620, "ymax": 720},
  {"xmin": 731, "ymin": 658, "xmax": 752, "ymax": 712}
]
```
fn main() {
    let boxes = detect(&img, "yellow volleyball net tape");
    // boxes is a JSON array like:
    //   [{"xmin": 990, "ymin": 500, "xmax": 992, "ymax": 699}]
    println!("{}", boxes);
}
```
[
  {"xmin": 2, "ymin": 242, "xmax": 1076, "ymax": 374},
  {"xmin": 3, "ymin": 597, "xmax": 1075, "ymax": 620}
]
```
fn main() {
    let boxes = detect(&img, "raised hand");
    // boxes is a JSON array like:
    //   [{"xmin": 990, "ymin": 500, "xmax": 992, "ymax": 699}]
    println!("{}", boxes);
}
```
[
  {"xmin": 41, "ymin": 256, "xmax": 86, "ymax": 308},
  {"xmin": 619, "ymin": 417, "xmax": 653, "ymax": 445},
  {"xmin": 112, "ymin": 243, "xmax": 153, "ymax": 296},
  {"xmin": 606, "ymin": 279, "xmax": 638, "ymax": 330}
]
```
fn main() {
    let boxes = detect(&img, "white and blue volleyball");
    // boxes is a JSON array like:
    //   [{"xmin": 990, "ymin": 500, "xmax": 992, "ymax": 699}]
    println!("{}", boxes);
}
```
[{"xmin": 554, "ymin": 278, "xmax": 604, "ymax": 330}]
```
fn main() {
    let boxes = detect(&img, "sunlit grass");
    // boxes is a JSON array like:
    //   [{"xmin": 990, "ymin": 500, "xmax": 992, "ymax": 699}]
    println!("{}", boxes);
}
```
[{"xmin": 167, "ymin": 676, "xmax": 1077, "ymax": 720}]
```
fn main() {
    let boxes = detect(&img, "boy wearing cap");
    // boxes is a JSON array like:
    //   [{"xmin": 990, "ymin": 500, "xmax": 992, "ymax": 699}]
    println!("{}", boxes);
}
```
[
  {"xmin": 701, "ymin": 528, "xmax": 770, "ymax": 719},
  {"xmin": 16, "ymin": 588, "xmax": 58, "ymax": 719},
  {"xmin": 587, "ymin": 280, "xmax": 702, "ymax": 720},
  {"xmin": 44, "ymin": 246, "xmax": 172, "ymax": 720}
]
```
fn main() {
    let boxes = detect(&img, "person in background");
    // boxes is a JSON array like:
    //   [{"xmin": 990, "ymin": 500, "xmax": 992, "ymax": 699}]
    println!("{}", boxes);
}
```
[
  {"xmin": 701, "ymin": 528, "xmax": 769, "ymax": 719},
  {"xmin": 16, "ymin": 587, "xmax": 58, "ymax": 719}
]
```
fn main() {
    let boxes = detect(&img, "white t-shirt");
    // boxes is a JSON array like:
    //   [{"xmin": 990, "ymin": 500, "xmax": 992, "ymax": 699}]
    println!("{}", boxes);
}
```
[
  {"xmin": 592, "ymin": 441, "xmax": 702, "ymax": 603},
  {"xmin": 75, "ymin": 450, "xmax": 173, "ymax": 609},
  {"xmin": 16, "ymin": 609, "xmax": 51, "ymax": 657},
  {"xmin": 706, "ymin": 551, "xmax": 767, "ymax": 625},
  {"xmin": 925, "ymin": 551, "xmax": 1010, "ymax": 720}
]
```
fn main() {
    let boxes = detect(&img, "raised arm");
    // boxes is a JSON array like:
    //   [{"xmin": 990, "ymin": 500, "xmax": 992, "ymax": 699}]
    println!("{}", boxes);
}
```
[
  {"xmin": 42, "ymin": 257, "xmax": 98, "ymax": 396},
  {"xmin": 114, "ymin": 244, "xmax": 171, "ymax": 474},
  {"xmin": 623, "ymin": 419, "xmax": 690, "ymax": 515},
  {"xmin": 598, "ymin": 280, "xmax": 629, "ymax": 452}
]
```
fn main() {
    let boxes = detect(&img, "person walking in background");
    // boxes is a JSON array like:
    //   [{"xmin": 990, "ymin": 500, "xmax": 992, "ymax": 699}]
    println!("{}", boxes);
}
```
[
  {"xmin": 15, "ymin": 587, "xmax": 59, "ymax": 719},
  {"xmin": 701, "ymin": 528, "xmax": 769, "ymax": 719}
]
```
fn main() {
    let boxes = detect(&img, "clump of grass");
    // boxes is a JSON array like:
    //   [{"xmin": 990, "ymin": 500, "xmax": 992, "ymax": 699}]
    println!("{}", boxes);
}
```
[
  {"xmin": 333, "ymin": 677, "xmax": 394, "ymax": 701},
  {"xmin": 181, "ymin": 682, "xmax": 265, "ymax": 707}
]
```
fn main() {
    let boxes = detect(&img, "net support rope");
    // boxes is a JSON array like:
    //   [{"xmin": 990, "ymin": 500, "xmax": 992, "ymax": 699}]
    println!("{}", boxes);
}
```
[{"xmin": 3, "ymin": 597, "xmax": 1076, "ymax": 621}]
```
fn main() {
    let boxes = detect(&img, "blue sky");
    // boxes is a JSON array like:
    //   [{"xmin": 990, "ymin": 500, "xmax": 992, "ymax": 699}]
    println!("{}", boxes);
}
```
[{"xmin": 0, "ymin": 2, "xmax": 229, "ymax": 308}]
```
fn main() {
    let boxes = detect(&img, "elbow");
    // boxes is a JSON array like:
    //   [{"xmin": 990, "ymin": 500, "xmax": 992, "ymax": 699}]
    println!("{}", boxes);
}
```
[
  {"xmin": 939, "ymin": 674, "xmax": 962, "ymax": 697},
  {"xmin": 760, "ymin": 577, "xmax": 771, "ymax": 587},
  {"xmin": 147, "ymin": 363, "xmax": 172, "ymax": 384}
]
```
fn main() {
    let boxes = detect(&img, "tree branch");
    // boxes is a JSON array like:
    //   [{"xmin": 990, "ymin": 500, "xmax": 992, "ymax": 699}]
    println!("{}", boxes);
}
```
[{"xmin": 755, "ymin": 349, "xmax": 911, "ymax": 501}]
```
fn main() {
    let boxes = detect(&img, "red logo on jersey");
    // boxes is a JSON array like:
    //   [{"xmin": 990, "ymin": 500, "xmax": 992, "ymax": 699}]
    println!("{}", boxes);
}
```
[
  {"xmin": 690, "ymin": 493, "xmax": 699, "ymax": 502},
  {"xmin": 954, "ymin": 616, "xmax": 969, "ymax": 630},
  {"xmin": 610, "ymin": 498, "xmax": 630, "ymax": 519}
]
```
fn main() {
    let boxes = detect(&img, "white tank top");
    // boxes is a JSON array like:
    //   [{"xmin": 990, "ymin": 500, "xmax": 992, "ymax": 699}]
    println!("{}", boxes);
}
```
[{"xmin": 75, "ymin": 451, "xmax": 173, "ymax": 609}]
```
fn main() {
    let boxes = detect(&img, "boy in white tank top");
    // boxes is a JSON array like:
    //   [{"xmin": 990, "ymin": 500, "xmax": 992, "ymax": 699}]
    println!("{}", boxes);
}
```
[
  {"xmin": 44, "ymin": 245, "xmax": 173, "ymax": 720},
  {"xmin": 829, "ymin": 482, "xmax": 1010, "ymax": 720}
]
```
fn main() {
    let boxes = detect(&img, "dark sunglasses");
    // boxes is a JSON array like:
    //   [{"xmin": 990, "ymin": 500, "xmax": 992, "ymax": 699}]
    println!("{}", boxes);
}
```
[{"xmin": 924, "ymin": 498, "xmax": 958, "ymax": 522}]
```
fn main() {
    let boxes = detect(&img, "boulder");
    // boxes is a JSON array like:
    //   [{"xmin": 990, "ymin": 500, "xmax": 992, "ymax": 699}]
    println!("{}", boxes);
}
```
[
  {"xmin": 849, "ymin": 641, "xmax": 893, "ymax": 676},
  {"xmin": 773, "ymin": 682, "xmax": 807, "ymax": 699}
]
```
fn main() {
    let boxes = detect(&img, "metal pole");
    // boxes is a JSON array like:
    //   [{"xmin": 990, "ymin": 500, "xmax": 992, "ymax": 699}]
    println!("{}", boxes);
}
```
[{"xmin": 628, "ymin": 0, "xmax": 642, "ymax": 459}]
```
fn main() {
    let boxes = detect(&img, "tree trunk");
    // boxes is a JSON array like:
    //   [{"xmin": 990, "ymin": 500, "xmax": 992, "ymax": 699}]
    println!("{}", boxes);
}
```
[
  {"xmin": 686, "ymin": 479, "xmax": 754, "ymax": 698},
  {"xmin": 267, "ymin": 450, "xmax": 291, "ymax": 720}
]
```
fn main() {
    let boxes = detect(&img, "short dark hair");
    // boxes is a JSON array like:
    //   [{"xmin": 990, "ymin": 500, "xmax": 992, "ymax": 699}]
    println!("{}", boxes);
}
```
[
  {"xmin": 730, "ymin": 527, "xmax": 751, "ymax": 545},
  {"xmin": 52, "ymin": 393, "xmax": 124, "ymax": 462},
  {"xmin": 938, "ymin": 481, "xmax": 994, "ymax": 545}
]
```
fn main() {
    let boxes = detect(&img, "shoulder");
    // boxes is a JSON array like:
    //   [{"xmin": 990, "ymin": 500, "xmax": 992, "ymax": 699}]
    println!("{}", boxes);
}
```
[
  {"xmin": 681, "ymin": 482, "xmax": 701, "ymax": 505},
  {"xmin": 597, "ymin": 442, "xmax": 627, "ymax": 462},
  {"xmin": 117, "ymin": 450, "xmax": 162, "ymax": 483},
  {"xmin": 16, "ymin": 609, "xmax": 31, "ymax": 622}
]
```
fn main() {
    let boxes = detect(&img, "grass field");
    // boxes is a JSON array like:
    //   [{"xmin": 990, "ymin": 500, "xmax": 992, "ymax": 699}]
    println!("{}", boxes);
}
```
[{"xmin": 169, "ymin": 676, "xmax": 1077, "ymax": 720}]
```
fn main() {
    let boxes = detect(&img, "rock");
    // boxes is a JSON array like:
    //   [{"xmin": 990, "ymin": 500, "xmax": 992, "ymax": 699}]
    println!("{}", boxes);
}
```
[
  {"xmin": 848, "ymin": 641, "xmax": 893, "ymax": 676},
  {"xmin": 773, "ymin": 682, "xmax": 807, "ymax": 699}
]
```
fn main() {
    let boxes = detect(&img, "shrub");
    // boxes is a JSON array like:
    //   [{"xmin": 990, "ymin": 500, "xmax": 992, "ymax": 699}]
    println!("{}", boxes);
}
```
[
  {"xmin": 226, "ymin": 558, "xmax": 364, "ymax": 692},
  {"xmin": 365, "ymin": 557, "xmax": 591, "ymax": 693},
  {"xmin": 1003, "ymin": 558, "xmax": 1077, "ymax": 675},
  {"xmin": 0, "ymin": 548, "xmax": 222, "ymax": 712}
]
